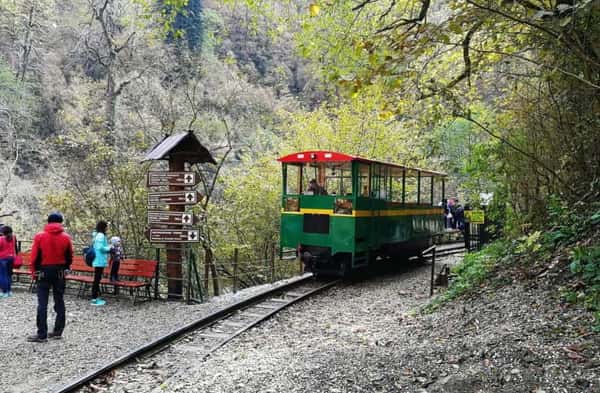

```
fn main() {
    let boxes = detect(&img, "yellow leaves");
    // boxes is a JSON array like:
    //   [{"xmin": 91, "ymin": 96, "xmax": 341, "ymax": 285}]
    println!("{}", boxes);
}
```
[
  {"xmin": 377, "ymin": 110, "xmax": 393, "ymax": 120},
  {"xmin": 280, "ymin": 84, "xmax": 423, "ymax": 165},
  {"xmin": 309, "ymin": 3, "xmax": 320, "ymax": 17}
]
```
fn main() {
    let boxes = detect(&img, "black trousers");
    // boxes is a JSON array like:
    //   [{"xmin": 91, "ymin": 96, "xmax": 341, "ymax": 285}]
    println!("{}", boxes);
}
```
[
  {"xmin": 91, "ymin": 267, "xmax": 104, "ymax": 299},
  {"xmin": 36, "ymin": 267, "xmax": 66, "ymax": 338},
  {"xmin": 110, "ymin": 259, "xmax": 120, "ymax": 281}
]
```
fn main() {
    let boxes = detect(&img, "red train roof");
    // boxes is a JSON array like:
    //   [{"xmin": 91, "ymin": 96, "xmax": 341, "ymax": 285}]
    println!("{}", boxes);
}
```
[{"xmin": 277, "ymin": 151, "xmax": 446, "ymax": 177}]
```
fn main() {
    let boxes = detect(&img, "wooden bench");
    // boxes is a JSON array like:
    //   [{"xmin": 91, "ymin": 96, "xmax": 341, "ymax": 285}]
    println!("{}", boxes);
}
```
[
  {"xmin": 12, "ymin": 252, "xmax": 33, "ymax": 287},
  {"xmin": 12, "ymin": 252, "xmax": 158, "ymax": 304},
  {"xmin": 67, "ymin": 256, "xmax": 158, "ymax": 304}
]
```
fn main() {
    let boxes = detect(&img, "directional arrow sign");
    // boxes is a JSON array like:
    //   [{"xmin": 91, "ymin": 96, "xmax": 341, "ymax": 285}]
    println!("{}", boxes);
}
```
[
  {"xmin": 149, "ymin": 228, "xmax": 201, "ymax": 243},
  {"xmin": 147, "ymin": 171, "xmax": 199, "ymax": 187},
  {"xmin": 148, "ymin": 211, "xmax": 198, "ymax": 226},
  {"xmin": 148, "ymin": 191, "xmax": 202, "ymax": 206}
]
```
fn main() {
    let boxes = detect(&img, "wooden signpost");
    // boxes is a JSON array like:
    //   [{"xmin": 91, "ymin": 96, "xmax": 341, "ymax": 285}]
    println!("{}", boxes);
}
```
[
  {"xmin": 149, "ymin": 228, "xmax": 201, "ymax": 243},
  {"xmin": 147, "ymin": 171, "xmax": 199, "ymax": 187},
  {"xmin": 148, "ymin": 211, "xmax": 198, "ymax": 226},
  {"xmin": 144, "ymin": 131, "xmax": 216, "ymax": 300},
  {"xmin": 148, "ymin": 191, "xmax": 202, "ymax": 205}
]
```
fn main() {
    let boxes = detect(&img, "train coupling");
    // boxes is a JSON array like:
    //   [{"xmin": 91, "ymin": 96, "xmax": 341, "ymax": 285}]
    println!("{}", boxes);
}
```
[{"xmin": 301, "ymin": 251, "xmax": 316, "ymax": 272}]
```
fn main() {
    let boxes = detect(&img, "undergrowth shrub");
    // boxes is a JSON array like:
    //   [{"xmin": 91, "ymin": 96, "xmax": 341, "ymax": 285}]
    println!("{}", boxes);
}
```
[
  {"xmin": 567, "ymin": 246, "xmax": 600, "ymax": 331},
  {"xmin": 426, "ymin": 197, "xmax": 600, "ymax": 330},
  {"xmin": 425, "ymin": 240, "xmax": 510, "ymax": 311}
]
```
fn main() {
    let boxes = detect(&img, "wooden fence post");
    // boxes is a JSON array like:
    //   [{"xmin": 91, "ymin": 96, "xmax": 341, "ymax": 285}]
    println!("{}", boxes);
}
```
[
  {"xmin": 186, "ymin": 247, "xmax": 191, "ymax": 304},
  {"xmin": 233, "ymin": 248, "xmax": 238, "ymax": 293},
  {"xmin": 464, "ymin": 222, "xmax": 471, "ymax": 252},
  {"xmin": 430, "ymin": 247, "xmax": 436, "ymax": 297},
  {"xmin": 270, "ymin": 243, "xmax": 276, "ymax": 282}
]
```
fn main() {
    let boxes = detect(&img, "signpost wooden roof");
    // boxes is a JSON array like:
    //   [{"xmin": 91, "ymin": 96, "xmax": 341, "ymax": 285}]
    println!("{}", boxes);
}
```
[{"xmin": 143, "ymin": 130, "xmax": 216, "ymax": 165}]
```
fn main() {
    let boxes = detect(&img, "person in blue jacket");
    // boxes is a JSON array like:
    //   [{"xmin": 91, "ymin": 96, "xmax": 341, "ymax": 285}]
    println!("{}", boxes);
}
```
[{"xmin": 91, "ymin": 220, "xmax": 111, "ymax": 306}]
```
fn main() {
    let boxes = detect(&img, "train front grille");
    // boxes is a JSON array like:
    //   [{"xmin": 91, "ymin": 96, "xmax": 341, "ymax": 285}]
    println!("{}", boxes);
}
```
[{"xmin": 303, "ymin": 214, "xmax": 330, "ymax": 234}]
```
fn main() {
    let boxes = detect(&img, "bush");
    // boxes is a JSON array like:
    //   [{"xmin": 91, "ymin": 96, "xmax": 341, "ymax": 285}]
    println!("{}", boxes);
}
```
[
  {"xmin": 426, "ymin": 240, "xmax": 509, "ymax": 311},
  {"xmin": 569, "ymin": 246, "xmax": 600, "ymax": 331}
]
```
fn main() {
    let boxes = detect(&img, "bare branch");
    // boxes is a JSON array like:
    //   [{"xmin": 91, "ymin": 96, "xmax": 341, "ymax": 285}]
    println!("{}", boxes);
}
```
[
  {"xmin": 352, "ymin": 0, "xmax": 382, "ymax": 12},
  {"xmin": 420, "ymin": 21, "xmax": 483, "ymax": 99},
  {"xmin": 114, "ymin": 32, "xmax": 135, "ymax": 53},
  {"xmin": 376, "ymin": 0, "xmax": 429, "ymax": 34},
  {"xmin": 0, "ymin": 210, "xmax": 18, "ymax": 218},
  {"xmin": 459, "ymin": 111, "xmax": 575, "ymax": 194}
]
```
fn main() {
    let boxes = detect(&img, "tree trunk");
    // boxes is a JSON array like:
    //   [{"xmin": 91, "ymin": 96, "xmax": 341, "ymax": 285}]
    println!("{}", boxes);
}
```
[
  {"xmin": 104, "ymin": 71, "xmax": 117, "ymax": 144},
  {"xmin": 211, "ymin": 260, "xmax": 219, "ymax": 296},
  {"xmin": 204, "ymin": 247, "xmax": 220, "ymax": 296},
  {"xmin": 18, "ymin": 5, "xmax": 35, "ymax": 81}
]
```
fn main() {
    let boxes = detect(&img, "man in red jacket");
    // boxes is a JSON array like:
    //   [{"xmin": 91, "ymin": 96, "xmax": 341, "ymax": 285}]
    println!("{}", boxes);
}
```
[{"xmin": 27, "ymin": 212, "xmax": 74, "ymax": 343}]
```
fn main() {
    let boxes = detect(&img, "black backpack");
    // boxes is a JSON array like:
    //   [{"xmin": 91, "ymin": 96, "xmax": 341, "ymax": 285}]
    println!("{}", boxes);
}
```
[{"xmin": 82, "ymin": 239, "xmax": 95, "ymax": 267}]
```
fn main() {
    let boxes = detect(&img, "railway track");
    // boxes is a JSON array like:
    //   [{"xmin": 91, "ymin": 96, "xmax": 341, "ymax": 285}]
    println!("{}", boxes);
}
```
[
  {"xmin": 434, "ymin": 242, "xmax": 468, "ymax": 258},
  {"xmin": 56, "ymin": 274, "xmax": 339, "ymax": 393}
]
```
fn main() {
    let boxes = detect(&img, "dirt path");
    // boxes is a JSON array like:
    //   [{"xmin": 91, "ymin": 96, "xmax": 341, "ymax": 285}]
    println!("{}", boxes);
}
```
[{"xmin": 101, "ymin": 254, "xmax": 599, "ymax": 393}]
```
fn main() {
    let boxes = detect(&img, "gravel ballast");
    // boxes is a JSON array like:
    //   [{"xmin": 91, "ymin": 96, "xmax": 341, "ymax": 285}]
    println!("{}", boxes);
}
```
[
  {"xmin": 3, "ymin": 254, "xmax": 599, "ymax": 393},
  {"xmin": 104, "ymin": 255, "xmax": 598, "ymax": 393},
  {"xmin": 0, "ymin": 277, "xmax": 305, "ymax": 393}
]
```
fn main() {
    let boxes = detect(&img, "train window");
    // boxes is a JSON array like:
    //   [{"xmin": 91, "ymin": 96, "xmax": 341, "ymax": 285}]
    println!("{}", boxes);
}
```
[
  {"xmin": 325, "ymin": 163, "xmax": 352, "ymax": 196},
  {"xmin": 285, "ymin": 164, "xmax": 301, "ymax": 195},
  {"xmin": 381, "ymin": 166, "xmax": 391, "ymax": 200},
  {"xmin": 420, "ymin": 176, "xmax": 432, "ymax": 205},
  {"xmin": 334, "ymin": 199, "xmax": 352, "ymax": 214},
  {"xmin": 357, "ymin": 164, "xmax": 370, "ymax": 197},
  {"xmin": 404, "ymin": 176, "xmax": 418, "ymax": 204},
  {"xmin": 301, "ymin": 163, "xmax": 322, "ymax": 194},
  {"xmin": 371, "ymin": 164, "xmax": 386, "ymax": 199},
  {"xmin": 433, "ymin": 176, "xmax": 444, "ymax": 205},
  {"xmin": 390, "ymin": 168, "xmax": 402, "ymax": 203},
  {"xmin": 285, "ymin": 197, "xmax": 299, "ymax": 212}
]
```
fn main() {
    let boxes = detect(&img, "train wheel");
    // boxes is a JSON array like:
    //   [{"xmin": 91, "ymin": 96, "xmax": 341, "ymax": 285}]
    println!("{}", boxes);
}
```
[{"xmin": 340, "ymin": 258, "xmax": 352, "ymax": 278}]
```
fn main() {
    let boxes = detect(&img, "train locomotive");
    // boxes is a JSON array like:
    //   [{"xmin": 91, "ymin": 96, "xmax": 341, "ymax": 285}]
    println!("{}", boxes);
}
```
[{"xmin": 279, "ymin": 151, "xmax": 446, "ymax": 276}]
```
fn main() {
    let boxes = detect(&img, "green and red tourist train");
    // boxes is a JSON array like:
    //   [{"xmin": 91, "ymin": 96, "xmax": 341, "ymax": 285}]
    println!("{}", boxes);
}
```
[{"xmin": 279, "ymin": 151, "xmax": 446, "ymax": 276}]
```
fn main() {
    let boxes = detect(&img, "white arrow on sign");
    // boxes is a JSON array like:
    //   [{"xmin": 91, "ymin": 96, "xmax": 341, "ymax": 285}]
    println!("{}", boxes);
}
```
[
  {"xmin": 187, "ymin": 230, "xmax": 199, "ymax": 241},
  {"xmin": 185, "ymin": 192, "xmax": 197, "ymax": 203},
  {"xmin": 182, "ymin": 214, "xmax": 192, "ymax": 224},
  {"xmin": 184, "ymin": 173, "xmax": 195, "ymax": 185}
]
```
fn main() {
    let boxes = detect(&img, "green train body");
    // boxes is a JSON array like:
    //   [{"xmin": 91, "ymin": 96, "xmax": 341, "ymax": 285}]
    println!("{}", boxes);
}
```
[{"xmin": 279, "ymin": 151, "xmax": 446, "ymax": 276}]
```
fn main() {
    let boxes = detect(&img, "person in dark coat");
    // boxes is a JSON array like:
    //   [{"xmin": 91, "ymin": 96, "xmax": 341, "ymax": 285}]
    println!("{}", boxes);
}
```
[
  {"xmin": 307, "ymin": 179, "xmax": 327, "ymax": 195},
  {"xmin": 454, "ymin": 202, "xmax": 465, "ymax": 231},
  {"xmin": 27, "ymin": 212, "xmax": 74, "ymax": 342}
]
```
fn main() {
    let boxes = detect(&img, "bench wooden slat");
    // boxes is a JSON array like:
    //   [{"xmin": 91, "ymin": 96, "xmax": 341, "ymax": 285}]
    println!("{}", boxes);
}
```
[{"xmin": 12, "ymin": 250, "xmax": 158, "ymax": 303}]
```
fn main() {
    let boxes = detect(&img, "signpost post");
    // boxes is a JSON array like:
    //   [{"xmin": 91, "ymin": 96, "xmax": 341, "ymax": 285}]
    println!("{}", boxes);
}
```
[{"xmin": 144, "ymin": 131, "xmax": 216, "ymax": 301}]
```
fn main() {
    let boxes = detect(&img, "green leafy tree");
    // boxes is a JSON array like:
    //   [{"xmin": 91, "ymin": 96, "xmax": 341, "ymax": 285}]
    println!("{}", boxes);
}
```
[{"xmin": 281, "ymin": 84, "xmax": 428, "ymax": 166}]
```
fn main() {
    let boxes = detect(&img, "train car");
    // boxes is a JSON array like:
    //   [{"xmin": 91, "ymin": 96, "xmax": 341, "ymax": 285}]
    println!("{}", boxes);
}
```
[{"xmin": 279, "ymin": 151, "xmax": 446, "ymax": 276}]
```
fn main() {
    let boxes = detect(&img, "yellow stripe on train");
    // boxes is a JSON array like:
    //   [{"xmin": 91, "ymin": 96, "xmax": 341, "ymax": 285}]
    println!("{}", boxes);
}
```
[{"xmin": 281, "ymin": 208, "xmax": 443, "ymax": 217}]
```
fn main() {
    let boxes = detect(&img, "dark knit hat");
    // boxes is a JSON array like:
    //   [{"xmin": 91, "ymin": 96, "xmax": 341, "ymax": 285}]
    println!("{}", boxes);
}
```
[{"xmin": 47, "ymin": 212, "xmax": 64, "ymax": 223}]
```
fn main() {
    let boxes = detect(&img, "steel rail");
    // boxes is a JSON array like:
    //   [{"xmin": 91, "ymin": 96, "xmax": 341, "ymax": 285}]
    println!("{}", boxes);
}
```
[
  {"xmin": 54, "ymin": 274, "xmax": 336, "ymax": 393},
  {"xmin": 145, "ymin": 279, "xmax": 341, "ymax": 391},
  {"xmin": 200, "ymin": 279, "xmax": 340, "ymax": 360}
]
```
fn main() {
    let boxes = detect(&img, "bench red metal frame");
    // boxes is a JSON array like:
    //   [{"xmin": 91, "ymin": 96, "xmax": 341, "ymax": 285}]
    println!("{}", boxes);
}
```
[{"xmin": 12, "ymin": 252, "xmax": 158, "ymax": 304}]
